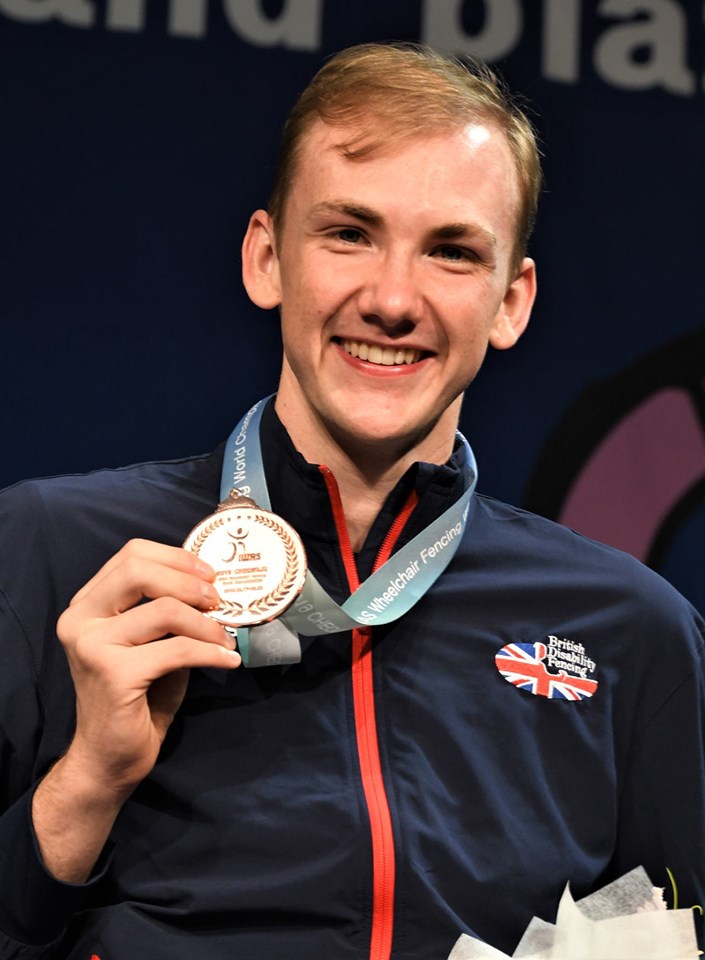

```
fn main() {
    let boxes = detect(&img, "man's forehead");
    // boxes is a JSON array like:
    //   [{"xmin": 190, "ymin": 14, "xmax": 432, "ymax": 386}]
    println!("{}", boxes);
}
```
[
  {"xmin": 289, "ymin": 119, "xmax": 520, "ymax": 214},
  {"xmin": 296, "ymin": 115, "xmax": 501, "ymax": 160}
]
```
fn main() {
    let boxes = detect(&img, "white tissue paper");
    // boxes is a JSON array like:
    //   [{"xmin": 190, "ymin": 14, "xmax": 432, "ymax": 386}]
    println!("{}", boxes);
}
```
[{"xmin": 447, "ymin": 866, "xmax": 700, "ymax": 960}]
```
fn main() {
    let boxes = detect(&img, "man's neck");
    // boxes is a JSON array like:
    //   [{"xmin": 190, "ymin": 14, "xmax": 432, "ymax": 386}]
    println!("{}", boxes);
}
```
[{"xmin": 319, "ymin": 451, "xmax": 412, "ymax": 554}]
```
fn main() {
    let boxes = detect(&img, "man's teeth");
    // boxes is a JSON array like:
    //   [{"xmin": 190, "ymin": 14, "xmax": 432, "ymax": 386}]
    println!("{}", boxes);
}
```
[{"xmin": 342, "ymin": 339, "xmax": 421, "ymax": 366}]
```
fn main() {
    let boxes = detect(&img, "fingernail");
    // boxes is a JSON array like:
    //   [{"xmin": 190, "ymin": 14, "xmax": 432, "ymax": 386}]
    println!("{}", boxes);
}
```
[
  {"xmin": 222, "ymin": 629, "xmax": 237, "ymax": 650},
  {"xmin": 202, "ymin": 583, "xmax": 221, "ymax": 604}
]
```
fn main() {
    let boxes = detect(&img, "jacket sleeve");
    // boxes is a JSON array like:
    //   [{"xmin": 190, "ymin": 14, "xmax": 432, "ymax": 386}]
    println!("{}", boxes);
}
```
[
  {"xmin": 0, "ymin": 788, "xmax": 112, "ymax": 958},
  {"xmin": 612, "ymin": 605, "xmax": 705, "ymax": 949},
  {"xmin": 0, "ymin": 486, "xmax": 112, "ymax": 955}
]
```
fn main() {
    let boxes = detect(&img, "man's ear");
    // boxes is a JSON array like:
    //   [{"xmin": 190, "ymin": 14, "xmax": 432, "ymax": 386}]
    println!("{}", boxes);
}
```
[
  {"xmin": 241, "ymin": 209, "xmax": 282, "ymax": 309},
  {"xmin": 489, "ymin": 257, "xmax": 537, "ymax": 350}
]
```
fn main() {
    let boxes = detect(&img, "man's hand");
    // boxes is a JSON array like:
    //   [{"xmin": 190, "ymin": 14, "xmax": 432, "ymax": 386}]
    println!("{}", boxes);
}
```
[{"xmin": 32, "ymin": 538, "xmax": 241, "ymax": 883}]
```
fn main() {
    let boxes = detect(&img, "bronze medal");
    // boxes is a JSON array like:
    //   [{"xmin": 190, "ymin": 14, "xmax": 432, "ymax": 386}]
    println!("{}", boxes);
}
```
[{"xmin": 183, "ymin": 490, "xmax": 307, "ymax": 627}]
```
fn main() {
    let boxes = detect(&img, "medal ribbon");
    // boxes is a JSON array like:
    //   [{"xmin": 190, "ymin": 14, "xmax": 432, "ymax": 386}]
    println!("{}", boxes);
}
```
[{"xmin": 221, "ymin": 398, "xmax": 477, "ymax": 665}]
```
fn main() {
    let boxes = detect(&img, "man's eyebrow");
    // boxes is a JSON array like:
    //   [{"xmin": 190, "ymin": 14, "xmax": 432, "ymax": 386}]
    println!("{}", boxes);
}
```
[
  {"xmin": 433, "ymin": 222, "xmax": 497, "ymax": 249},
  {"xmin": 307, "ymin": 200, "xmax": 383, "ymax": 226}
]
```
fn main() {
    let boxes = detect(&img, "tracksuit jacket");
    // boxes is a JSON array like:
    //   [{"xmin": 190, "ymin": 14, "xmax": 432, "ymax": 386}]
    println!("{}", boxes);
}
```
[{"xmin": 0, "ymin": 400, "xmax": 704, "ymax": 959}]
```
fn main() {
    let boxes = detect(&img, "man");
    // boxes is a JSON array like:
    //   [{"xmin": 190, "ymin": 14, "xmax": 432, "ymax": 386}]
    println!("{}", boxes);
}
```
[{"xmin": 0, "ymin": 43, "xmax": 703, "ymax": 959}]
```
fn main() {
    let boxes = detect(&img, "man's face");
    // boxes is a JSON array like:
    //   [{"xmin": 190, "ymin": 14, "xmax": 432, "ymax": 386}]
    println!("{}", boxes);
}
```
[{"xmin": 243, "ymin": 119, "xmax": 536, "ymax": 461}]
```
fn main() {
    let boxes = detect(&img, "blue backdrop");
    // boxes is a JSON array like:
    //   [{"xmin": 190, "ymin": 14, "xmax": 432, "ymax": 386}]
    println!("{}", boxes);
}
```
[{"xmin": 1, "ymin": 0, "xmax": 703, "ymax": 611}]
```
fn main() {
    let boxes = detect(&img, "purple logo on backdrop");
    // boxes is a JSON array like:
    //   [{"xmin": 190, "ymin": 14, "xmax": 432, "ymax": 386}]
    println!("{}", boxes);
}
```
[{"xmin": 525, "ymin": 331, "xmax": 705, "ymax": 610}]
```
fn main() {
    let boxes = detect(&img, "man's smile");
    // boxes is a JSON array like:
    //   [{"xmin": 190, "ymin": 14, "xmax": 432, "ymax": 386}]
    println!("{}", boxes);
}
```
[{"xmin": 336, "ymin": 337, "xmax": 424, "ymax": 366}]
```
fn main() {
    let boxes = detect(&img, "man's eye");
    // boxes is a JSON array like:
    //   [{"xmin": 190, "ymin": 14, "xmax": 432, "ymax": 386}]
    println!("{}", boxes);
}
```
[
  {"xmin": 335, "ymin": 228, "xmax": 363, "ymax": 244},
  {"xmin": 434, "ymin": 245, "xmax": 470, "ymax": 262}
]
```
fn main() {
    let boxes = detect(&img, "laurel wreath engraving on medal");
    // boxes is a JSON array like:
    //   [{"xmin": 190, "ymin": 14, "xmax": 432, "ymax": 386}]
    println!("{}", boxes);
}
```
[
  {"xmin": 189, "ymin": 514, "xmax": 226, "ymax": 555},
  {"xmin": 242, "ymin": 513, "xmax": 300, "ymax": 619}
]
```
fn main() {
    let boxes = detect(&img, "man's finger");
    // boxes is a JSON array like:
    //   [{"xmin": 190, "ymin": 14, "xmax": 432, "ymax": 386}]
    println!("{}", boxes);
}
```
[
  {"xmin": 69, "ymin": 556, "xmax": 221, "ymax": 619},
  {"xmin": 70, "ymin": 538, "xmax": 214, "ymax": 607}
]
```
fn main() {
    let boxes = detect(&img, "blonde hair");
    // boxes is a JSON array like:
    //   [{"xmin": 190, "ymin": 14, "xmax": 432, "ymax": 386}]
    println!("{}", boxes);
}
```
[{"xmin": 268, "ymin": 42, "xmax": 542, "ymax": 271}]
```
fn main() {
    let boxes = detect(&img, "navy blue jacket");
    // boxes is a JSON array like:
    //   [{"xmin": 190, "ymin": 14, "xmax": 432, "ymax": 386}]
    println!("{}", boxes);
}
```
[{"xmin": 1, "ymin": 403, "xmax": 704, "ymax": 958}]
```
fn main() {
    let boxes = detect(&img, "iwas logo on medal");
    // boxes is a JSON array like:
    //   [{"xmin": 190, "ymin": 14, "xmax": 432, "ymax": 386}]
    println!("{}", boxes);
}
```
[{"xmin": 495, "ymin": 635, "xmax": 598, "ymax": 701}]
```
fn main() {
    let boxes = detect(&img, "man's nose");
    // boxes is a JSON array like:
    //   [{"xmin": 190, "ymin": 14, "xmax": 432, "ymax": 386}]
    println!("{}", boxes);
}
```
[{"xmin": 357, "ymin": 252, "xmax": 423, "ymax": 332}]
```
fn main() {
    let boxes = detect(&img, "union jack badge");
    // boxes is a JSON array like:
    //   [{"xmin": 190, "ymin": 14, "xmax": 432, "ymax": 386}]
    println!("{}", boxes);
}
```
[{"xmin": 495, "ymin": 637, "xmax": 598, "ymax": 701}]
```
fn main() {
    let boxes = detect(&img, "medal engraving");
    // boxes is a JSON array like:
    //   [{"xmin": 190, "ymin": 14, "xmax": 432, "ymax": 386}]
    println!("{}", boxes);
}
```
[{"xmin": 183, "ymin": 492, "xmax": 307, "ymax": 627}]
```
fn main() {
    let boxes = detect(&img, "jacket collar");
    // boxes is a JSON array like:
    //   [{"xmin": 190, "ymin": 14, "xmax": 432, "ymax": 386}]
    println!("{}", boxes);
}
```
[{"xmin": 258, "ymin": 398, "xmax": 473, "ymax": 591}]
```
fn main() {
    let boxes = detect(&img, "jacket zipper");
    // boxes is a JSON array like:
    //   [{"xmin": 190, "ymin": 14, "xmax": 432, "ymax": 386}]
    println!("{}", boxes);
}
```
[{"xmin": 319, "ymin": 466, "xmax": 418, "ymax": 960}]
